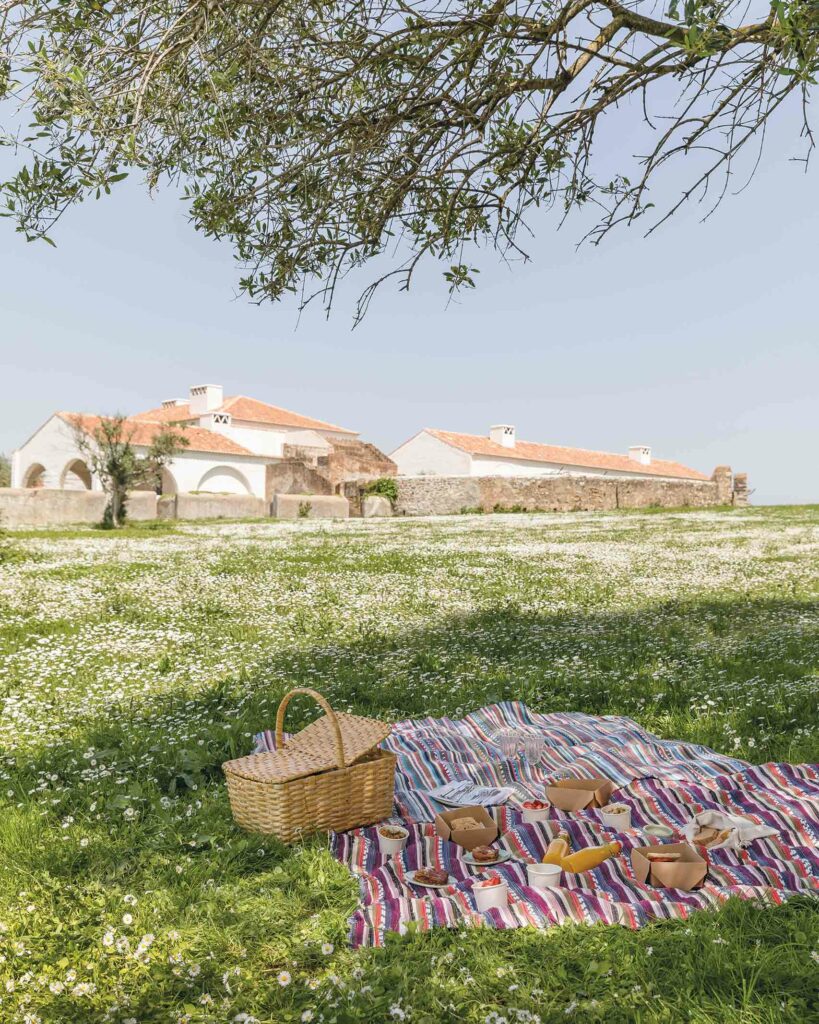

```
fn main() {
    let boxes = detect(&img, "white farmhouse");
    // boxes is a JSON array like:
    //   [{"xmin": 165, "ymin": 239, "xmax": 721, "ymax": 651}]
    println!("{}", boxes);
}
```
[
  {"xmin": 11, "ymin": 385, "xmax": 362, "ymax": 498},
  {"xmin": 390, "ymin": 426, "xmax": 709, "ymax": 482}
]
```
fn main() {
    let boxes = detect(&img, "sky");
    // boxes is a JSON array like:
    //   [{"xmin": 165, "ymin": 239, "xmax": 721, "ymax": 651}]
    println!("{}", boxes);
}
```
[{"xmin": 1, "ymin": 90, "xmax": 817, "ymax": 505}]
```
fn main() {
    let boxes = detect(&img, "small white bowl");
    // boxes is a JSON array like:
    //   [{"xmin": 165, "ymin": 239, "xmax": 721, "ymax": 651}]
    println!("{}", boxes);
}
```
[
  {"xmin": 643, "ymin": 823, "xmax": 674, "ymax": 840},
  {"xmin": 521, "ymin": 805, "xmax": 551, "ymax": 824},
  {"xmin": 474, "ymin": 879, "xmax": 509, "ymax": 912},
  {"xmin": 600, "ymin": 804, "xmax": 631, "ymax": 830},
  {"xmin": 526, "ymin": 862, "xmax": 562, "ymax": 889},
  {"xmin": 377, "ymin": 825, "xmax": 409, "ymax": 857}
]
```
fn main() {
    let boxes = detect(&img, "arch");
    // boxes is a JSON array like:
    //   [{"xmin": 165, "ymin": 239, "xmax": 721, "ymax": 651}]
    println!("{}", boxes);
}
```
[
  {"xmin": 60, "ymin": 459, "xmax": 93, "ymax": 491},
  {"xmin": 160, "ymin": 467, "xmax": 178, "ymax": 495},
  {"xmin": 196, "ymin": 465, "xmax": 252, "ymax": 495},
  {"xmin": 23, "ymin": 463, "xmax": 47, "ymax": 489}
]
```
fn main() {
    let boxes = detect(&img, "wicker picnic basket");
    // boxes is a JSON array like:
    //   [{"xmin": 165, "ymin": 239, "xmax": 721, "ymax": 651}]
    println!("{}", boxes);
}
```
[{"xmin": 222, "ymin": 687, "xmax": 395, "ymax": 842}]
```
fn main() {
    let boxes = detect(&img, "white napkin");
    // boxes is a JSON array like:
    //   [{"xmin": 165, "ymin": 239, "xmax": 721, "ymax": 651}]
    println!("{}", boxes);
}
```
[{"xmin": 682, "ymin": 809, "xmax": 776, "ymax": 850}]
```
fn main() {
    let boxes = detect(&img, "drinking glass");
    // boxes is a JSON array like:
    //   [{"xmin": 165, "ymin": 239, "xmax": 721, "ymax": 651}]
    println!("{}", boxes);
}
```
[
  {"xmin": 496, "ymin": 728, "xmax": 520, "ymax": 760},
  {"xmin": 522, "ymin": 733, "xmax": 545, "ymax": 765}
]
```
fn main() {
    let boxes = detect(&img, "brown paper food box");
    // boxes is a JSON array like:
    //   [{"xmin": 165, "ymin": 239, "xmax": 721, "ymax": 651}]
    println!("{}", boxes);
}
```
[
  {"xmin": 631, "ymin": 843, "xmax": 707, "ymax": 891},
  {"xmin": 434, "ymin": 805, "xmax": 499, "ymax": 851},
  {"xmin": 546, "ymin": 777, "xmax": 614, "ymax": 812}
]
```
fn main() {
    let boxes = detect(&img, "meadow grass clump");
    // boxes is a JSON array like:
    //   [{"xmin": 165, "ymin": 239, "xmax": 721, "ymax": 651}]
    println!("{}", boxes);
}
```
[{"xmin": 0, "ymin": 507, "xmax": 816, "ymax": 1022}]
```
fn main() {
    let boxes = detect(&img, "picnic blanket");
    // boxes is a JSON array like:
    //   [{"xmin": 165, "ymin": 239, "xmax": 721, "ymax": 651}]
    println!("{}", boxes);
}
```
[{"xmin": 260, "ymin": 702, "xmax": 819, "ymax": 947}]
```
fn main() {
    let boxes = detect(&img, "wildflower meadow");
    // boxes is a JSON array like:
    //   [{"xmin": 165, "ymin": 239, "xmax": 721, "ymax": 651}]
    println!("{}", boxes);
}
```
[{"xmin": 0, "ymin": 506, "xmax": 817, "ymax": 1023}]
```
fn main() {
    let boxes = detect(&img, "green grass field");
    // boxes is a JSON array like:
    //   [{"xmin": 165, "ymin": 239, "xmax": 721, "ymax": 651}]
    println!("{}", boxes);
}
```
[{"xmin": 0, "ymin": 507, "xmax": 817, "ymax": 1023}]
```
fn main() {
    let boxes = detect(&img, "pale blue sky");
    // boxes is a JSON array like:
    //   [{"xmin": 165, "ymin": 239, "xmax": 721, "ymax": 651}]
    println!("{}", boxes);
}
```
[{"xmin": 1, "ymin": 96, "xmax": 816, "ymax": 505}]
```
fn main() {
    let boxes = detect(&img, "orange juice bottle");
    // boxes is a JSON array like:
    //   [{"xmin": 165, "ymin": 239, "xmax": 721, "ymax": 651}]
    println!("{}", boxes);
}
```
[
  {"xmin": 542, "ymin": 831, "xmax": 571, "ymax": 865},
  {"xmin": 561, "ymin": 841, "xmax": 622, "ymax": 872}
]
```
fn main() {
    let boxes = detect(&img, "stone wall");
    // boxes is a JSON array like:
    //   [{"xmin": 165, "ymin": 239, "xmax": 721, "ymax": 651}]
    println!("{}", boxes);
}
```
[
  {"xmin": 361, "ymin": 494, "xmax": 393, "ymax": 518},
  {"xmin": 394, "ymin": 468, "xmax": 747, "ymax": 516},
  {"xmin": 394, "ymin": 476, "xmax": 481, "ymax": 517},
  {"xmin": 167, "ymin": 493, "xmax": 268, "ymax": 520},
  {"xmin": 0, "ymin": 466, "xmax": 749, "ymax": 526},
  {"xmin": 0, "ymin": 488, "xmax": 157, "ymax": 527},
  {"xmin": 265, "ymin": 460, "xmax": 333, "ymax": 501},
  {"xmin": 272, "ymin": 493, "xmax": 349, "ymax": 519},
  {"xmin": 319, "ymin": 439, "xmax": 397, "ymax": 491}
]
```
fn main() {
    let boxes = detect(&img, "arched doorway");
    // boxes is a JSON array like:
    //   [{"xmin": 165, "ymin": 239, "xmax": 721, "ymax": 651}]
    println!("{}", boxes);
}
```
[
  {"xmin": 196, "ymin": 465, "xmax": 252, "ymax": 494},
  {"xmin": 160, "ymin": 467, "xmax": 178, "ymax": 495},
  {"xmin": 60, "ymin": 459, "xmax": 93, "ymax": 490},
  {"xmin": 23, "ymin": 463, "xmax": 47, "ymax": 489}
]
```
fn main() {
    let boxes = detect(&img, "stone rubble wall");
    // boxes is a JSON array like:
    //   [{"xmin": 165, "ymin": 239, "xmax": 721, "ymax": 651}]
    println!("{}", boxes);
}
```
[
  {"xmin": 319, "ymin": 440, "xmax": 397, "ymax": 491},
  {"xmin": 0, "ymin": 488, "xmax": 157, "ymax": 527},
  {"xmin": 0, "ymin": 465, "xmax": 747, "ymax": 526},
  {"xmin": 361, "ymin": 494, "xmax": 393, "ymax": 518},
  {"xmin": 265, "ymin": 459, "xmax": 334, "ymax": 501},
  {"xmin": 272, "ymin": 493, "xmax": 350, "ymax": 520},
  {"xmin": 394, "ymin": 468, "xmax": 747, "ymax": 517},
  {"xmin": 165, "ymin": 493, "xmax": 268, "ymax": 520}
]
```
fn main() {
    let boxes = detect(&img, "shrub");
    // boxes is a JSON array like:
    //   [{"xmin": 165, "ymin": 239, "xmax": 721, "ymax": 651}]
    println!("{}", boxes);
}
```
[
  {"xmin": 363, "ymin": 477, "xmax": 398, "ymax": 506},
  {"xmin": 298, "ymin": 500, "xmax": 312, "ymax": 519}
]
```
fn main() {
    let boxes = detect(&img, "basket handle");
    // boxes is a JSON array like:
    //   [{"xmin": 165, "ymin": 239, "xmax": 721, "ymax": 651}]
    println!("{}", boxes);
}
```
[{"xmin": 275, "ymin": 687, "xmax": 347, "ymax": 768}]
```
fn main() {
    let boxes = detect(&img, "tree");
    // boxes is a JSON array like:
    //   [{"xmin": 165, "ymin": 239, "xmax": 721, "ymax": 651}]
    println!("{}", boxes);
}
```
[
  {"xmin": 0, "ymin": 453, "xmax": 10, "ymax": 489},
  {"xmin": 71, "ymin": 415, "xmax": 188, "ymax": 528},
  {"xmin": 1, "ymin": 1, "xmax": 816, "ymax": 319}
]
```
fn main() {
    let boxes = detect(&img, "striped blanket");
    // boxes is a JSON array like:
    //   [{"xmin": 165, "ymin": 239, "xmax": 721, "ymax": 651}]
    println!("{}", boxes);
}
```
[{"xmin": 260, "ymin": 702, "xmax": 819, "ymax": 947}]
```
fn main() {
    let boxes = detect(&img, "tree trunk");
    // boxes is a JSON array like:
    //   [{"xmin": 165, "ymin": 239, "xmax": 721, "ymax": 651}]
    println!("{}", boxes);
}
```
[{"xmin": 112, "ymin": 488, "xmax": 122, "ymax": 528}]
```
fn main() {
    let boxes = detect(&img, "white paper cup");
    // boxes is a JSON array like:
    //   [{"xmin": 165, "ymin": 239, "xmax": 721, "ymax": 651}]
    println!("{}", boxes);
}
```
[
  {"xmin": 377, "ymin": 826, "xmax": 408, "ymax": 857},
  {"xmin": 526, "ymin": 862, "xmax": 562, "ymax": 889},
  {"xmin": 643, "ymin": 823, "xmax": 674, "ymax": 840},
  {"xmin": 474, "ymin": 880, "xmax": 509, "ymax": 912},
  {"xmin": 521, "ymin": 806, "xmax": 551, "ymax": 824},
  {"xmin": 600, "ymin": 805, "xmax": 631, "ymax": 830}
]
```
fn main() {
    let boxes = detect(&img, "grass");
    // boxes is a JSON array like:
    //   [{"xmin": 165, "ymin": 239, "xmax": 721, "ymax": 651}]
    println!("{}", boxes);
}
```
[{"xmin": 0, "ymin": 506, "xmax": 817, "ymax": 1023}]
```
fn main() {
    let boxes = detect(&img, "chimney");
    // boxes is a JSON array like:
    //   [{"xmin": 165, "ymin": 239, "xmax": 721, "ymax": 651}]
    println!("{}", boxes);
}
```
[
  {"xmin": 628, "ymin": 445, "xmax": 652, "ymax": 465},
  {"xmin": 490, "ymin": 424, "xmax": 516, "ymax": 448},
  {"xmin": 189, "ymin": 384, "xmax": 224, "ymax": 416},
  {"xmin": 161, "ymin": 399, "xmax": 188, "ymax": 409}
]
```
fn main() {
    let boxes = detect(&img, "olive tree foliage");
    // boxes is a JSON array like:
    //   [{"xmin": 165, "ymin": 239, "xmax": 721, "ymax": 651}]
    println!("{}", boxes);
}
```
[
  {"xmin": 0, "ymin": 0, "xmax": 816, "ymax": 319},
  {"xmin": 71, "ymin": 414, "xmax": 188, "ymax": 527}
]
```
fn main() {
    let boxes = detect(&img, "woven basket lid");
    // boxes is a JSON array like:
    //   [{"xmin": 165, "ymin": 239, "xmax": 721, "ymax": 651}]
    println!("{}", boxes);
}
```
[
  {"xmin": 223, "ymin": 747, "xmax": 330, "ymax": 784},
  {"xmin": 223, "ymin": 688, "xmax": 391, "ymax": 784},
  {"xmin": 285, "ymin": 710, "xmax": 390, "ymax": 761}
]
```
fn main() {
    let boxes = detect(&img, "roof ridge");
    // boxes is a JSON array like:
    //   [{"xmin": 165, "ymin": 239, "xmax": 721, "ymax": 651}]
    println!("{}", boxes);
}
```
[
  {"xmin": 426, "ymin": 428, "xmax": 707, "ymax": 480},
  {"xmin": 218, "ymin": 394, "xmax": 356, "ymax": 433},
  {"xmin": 430, "ymin": 427, "xmax": 684, "ymax": 465}
]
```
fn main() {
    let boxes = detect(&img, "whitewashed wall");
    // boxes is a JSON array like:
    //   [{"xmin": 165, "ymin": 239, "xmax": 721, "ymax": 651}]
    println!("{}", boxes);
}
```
[
  {"xmin": 197, "ymin": 419, "xmax": 349, "ymax": 458},
  {"xmin": 13, "ymin": 415, "xmax": 269, "ymax": 497},
  {"xmin": 12, "ymin": 415, "xmax": 101, "ymax": 490},
  {"xmin": 390, "ymin": 432, "xmax": 472, "ymax": 476},
  {"xmin": 470, "ymin": 455, "xmax": 696, "ymax": 481},
  {"xmin": 161, "ymin": 451, "xmax": 267, "ymax": 496}
]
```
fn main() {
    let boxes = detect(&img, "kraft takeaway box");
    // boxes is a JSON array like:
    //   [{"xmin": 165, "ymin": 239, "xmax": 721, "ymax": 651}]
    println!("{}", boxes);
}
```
[
  {"xmin": 546, "ymin": 777, "xmax": 614, "ymax": 812},
  {"xmin": 435, "ymin": 805, "xmax": 499, "ymax": 851},
  {"xmin": 632, "ymin": 843, "xmax": 707, "ymax": 891}
]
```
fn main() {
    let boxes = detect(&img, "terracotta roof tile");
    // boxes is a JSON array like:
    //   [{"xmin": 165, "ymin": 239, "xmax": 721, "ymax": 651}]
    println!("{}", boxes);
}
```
[
  {"xmin": 427, "ymin": 429, "xmax": 710, "ymax": 481},
  {"xmin": 219, "ymin": 395, "xmax": 356, "ymax": 433},
  {"xmin": 132, "ymin": 395, "xmax": 357, "ymax": 434},
  {"xmin": 131, "ymin": 404, "xmax": 194, "ymax": 424},
  {"xmin": 60, "ymin": 413, "xmax": 255, "ymax": 457}
]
